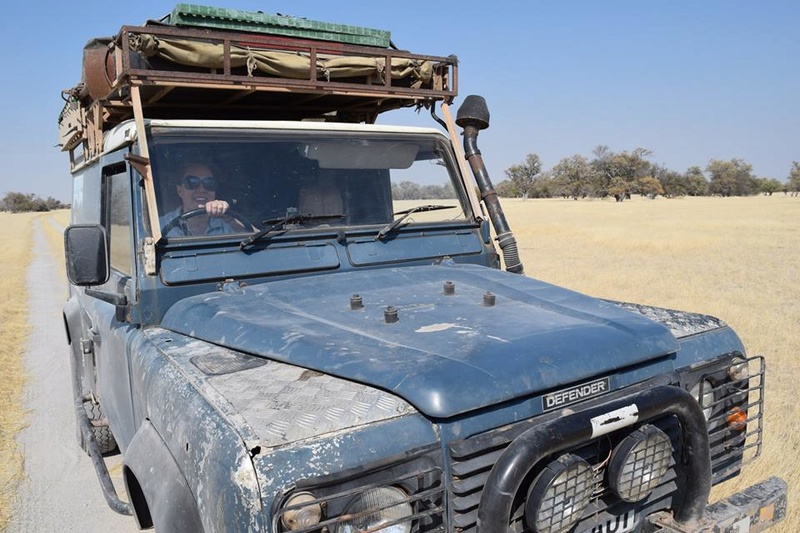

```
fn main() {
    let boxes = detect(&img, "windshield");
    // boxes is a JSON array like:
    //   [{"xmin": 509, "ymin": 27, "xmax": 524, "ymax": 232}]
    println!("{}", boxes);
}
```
[{"xmin": 148, "ymin": 126, "xmax": 470, "ymax": 239}]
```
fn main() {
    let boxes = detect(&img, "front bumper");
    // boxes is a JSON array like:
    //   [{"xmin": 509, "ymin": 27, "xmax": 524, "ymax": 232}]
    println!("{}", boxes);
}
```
[{"xmin": 645, "ymin": 476, "xmax": 787, "ymax": 532}]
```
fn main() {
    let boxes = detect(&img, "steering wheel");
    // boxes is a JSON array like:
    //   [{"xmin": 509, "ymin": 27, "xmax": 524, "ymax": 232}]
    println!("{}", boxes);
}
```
[{"xmin": 161, "ymin": 208, "xmax": 257, "ymax": 236}]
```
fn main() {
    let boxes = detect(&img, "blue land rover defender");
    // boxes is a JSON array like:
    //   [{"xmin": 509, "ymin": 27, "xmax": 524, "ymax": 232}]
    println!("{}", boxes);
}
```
[{"xmin": 59, "ymin": 7, "xmax": 786, "ymax": 533}]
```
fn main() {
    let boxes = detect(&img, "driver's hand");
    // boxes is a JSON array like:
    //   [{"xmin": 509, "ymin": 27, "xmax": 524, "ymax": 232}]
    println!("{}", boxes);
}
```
[{"xmin": 202, "ymin": 199, "xmax": 229, "ymax": 217}]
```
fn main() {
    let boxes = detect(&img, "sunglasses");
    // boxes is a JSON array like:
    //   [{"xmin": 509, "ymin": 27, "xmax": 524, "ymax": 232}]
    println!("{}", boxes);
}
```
[{"xmin": 182, "ymin": 175, "xmax": 217, "ymax": 191}]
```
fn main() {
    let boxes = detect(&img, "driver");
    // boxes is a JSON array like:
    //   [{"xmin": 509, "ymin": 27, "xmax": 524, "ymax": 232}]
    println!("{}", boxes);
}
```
[{"xmin": 160, "ymin": 162, "xmax": 234, "ymax": 237}]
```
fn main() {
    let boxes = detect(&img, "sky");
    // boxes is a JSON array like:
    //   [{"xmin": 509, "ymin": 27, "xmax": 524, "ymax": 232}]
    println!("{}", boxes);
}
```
[{"xmin": 0, "ymin": 1, "xmax": 797, "ymax": 202}]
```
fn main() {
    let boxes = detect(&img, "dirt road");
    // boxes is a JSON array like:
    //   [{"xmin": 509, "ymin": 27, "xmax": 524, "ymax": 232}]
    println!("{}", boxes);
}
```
[{"xmin": 7, "ymin": 220, "xmax": 140, "ymax": 532}]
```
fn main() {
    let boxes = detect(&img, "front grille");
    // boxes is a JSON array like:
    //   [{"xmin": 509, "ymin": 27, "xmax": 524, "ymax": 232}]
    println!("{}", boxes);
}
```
[
  {"xmin": 448, "ymin": 360, "xmax": 765, "ymax": 532},
  {"xmin": 449, "ymin": 414, "xmax": 683, "ymax": 532}
]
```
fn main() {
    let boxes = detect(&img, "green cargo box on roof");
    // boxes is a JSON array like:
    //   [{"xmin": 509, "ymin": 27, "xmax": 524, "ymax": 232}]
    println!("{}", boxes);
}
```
[{"xmin": 167, "ymin": 3, "xmax": 392, "ymax": 47}]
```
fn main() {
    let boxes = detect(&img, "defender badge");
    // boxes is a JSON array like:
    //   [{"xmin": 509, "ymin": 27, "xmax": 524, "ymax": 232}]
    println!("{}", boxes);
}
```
[{"xmin": 542, "ymin": 378, "xmax": 609, "ymax": 411}]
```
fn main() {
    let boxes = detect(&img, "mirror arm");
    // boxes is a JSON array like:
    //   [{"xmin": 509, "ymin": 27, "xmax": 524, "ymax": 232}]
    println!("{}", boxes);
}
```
[
  {"xmin": 84, "ymin": 289, "xmax": 127, "ymax": 306},
  {"xmin": 84, "ymin": 289, "xmax": 130, "ymax": 323}
]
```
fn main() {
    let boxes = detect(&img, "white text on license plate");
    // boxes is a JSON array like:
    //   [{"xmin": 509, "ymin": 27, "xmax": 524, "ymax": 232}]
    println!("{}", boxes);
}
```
[{"xmin": 579, "ymin": 510, "xmax": 637, "ymax": 533}]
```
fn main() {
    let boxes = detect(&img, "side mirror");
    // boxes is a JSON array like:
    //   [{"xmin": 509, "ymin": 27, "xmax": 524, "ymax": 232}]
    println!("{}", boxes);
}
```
[{"xmin": 64, "ymin": 224, "xmax": 110, "ymax": 286}]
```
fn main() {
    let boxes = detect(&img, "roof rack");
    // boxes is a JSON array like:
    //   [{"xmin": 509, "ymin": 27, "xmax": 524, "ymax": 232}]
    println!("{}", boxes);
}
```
[{"xmin": 59, "ymin": 23, "xmax": 458, "ymax": 163}]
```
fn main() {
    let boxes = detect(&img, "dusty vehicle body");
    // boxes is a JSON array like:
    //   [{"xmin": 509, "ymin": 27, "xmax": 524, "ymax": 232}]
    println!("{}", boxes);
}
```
[{"xmin": 59, "ymin": 7, "xmax": 786, "ymax": 533}]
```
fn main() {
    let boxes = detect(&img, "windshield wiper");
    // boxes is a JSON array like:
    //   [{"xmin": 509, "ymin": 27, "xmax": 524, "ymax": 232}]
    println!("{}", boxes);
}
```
[
  {"xmin": 375, "ymin": 204, "xmax": 456, "ymax": 241},
  {"xmin": 239, "ymin": 212, "xmax": 344, "ymax": 250}
]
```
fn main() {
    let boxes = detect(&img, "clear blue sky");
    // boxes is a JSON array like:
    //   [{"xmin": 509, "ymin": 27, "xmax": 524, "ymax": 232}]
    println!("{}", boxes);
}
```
[{"xmin": 1, "ymin": 1, "xmax": 797, "ymax": 202}]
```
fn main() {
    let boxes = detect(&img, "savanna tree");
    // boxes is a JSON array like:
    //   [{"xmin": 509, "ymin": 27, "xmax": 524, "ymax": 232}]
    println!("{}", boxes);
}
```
[
  {"xmin": 756, "ymin": 178, "xmax": 783, "ymax": 196},
  {"xmin": 683, "ymin": 166, "xmax": 710, "ymax": 196},
  {"xmin": 706, "ymin": 159, "xmax": 758, "ymax": 196},
  {"xmin": 551, "ymin": 154, "xmax": 594, "ymax": 199},
  {"xmin": 788, "ymin": 161, "xmax": 800, "ymax": 196},
  {"xmin": 638, "ymin": 176, "xmax": 665, "ymax": 199},
  {"xmin": 590, "ymin": 146, "xmax": 653, "ymax": 199},
  {"xmin": 503, "ymin": 153, "xmax": 543, "ymax": 199},
  {"xmin": 653, "ymin": 166, "xmax": 695, "ymax": 198},
  {"xmin": 0, "ymin": 192, "xmax": 68, "ymax": 213}
]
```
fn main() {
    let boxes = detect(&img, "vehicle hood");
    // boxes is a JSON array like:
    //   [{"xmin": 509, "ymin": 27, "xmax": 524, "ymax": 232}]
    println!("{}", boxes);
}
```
[{"xmin": 161, "ymin": 264, "xmax": 678, "ymax": 418}]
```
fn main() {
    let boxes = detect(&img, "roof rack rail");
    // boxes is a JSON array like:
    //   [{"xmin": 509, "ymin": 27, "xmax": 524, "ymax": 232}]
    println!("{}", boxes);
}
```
[{"xmin": 59, "ymin": 24, "xmax": 458, "ymax": 163}]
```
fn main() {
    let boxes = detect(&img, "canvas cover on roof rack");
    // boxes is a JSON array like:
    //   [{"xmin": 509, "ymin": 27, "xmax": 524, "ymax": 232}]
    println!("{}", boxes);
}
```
[{"xmin": 128, "ymin": 33, "xmax": 433, "ymax": 83}]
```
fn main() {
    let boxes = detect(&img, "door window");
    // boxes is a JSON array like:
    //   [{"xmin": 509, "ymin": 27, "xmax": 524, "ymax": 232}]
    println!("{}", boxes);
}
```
[{"xmin": 102, "ymin": 163, "xmax": 133, "ymax": 276}]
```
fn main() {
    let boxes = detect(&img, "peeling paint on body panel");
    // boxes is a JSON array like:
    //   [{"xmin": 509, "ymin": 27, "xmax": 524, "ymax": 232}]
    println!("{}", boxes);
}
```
[
  {"xmin": 608, "ymin": 300, "xmax": 725, "ymax": 339},
  {"xmin": 416, "ymin": 323, "xmax": 458, "ymax": 333},
  {"xmin": 234, "ymin": 455, "xmax": 260, "ymax": 498}
]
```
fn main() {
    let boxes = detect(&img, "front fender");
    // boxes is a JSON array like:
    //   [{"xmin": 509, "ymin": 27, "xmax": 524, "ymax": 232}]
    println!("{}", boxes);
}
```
[
  {"xmin": 130, "ymin": 329, "xmax": 265, "ymax": 531},
  {"xmin": 124, "ymin": 419, "xmax": 204, "ymax": 532},
  {"xmin": 63, "ymin": 295, "xmax": 80, "ymax": 347},
  {"xmin": 63, "ymin": 296, "xmax": 85, "ymax": 399}
]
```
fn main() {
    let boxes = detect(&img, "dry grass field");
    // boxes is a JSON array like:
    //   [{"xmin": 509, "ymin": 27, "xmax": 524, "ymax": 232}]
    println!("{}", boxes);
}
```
[
  {"xmin": 0, "ymin": 212, "xmax": 37, "ymax": 529},
  {"xmin": 503, "ymin": 195, "xmax": 798, "ymax": 529},
  {"xmin": 0, "ymin": 199, "xmax": 796, "ymax": 528}
]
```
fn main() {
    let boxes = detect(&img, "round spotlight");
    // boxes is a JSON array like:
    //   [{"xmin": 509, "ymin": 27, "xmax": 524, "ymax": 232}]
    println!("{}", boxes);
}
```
[
  {"xmin": 608, "ymin": 425, "xmax": 672, "ymax": 503},
  {"xmin": 689, "ymin": 379, "xmax": 715, "ymax": 420},
  {"xmin": 280, "ymin": 492, "xmax": 322, "ymax": 531},
  {"xmin": 335, "ymin": 486, "xmax": 412, "ymax": 533},
  {"xmin": 525, "ymin": 454, "xmax": 594, "ymax": 533}
]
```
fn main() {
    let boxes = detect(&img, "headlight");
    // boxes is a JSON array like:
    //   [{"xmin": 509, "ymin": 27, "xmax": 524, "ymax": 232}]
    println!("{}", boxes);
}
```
[
  {"xmin": 525, "ymin": 454, "xmax": 594, "ymax": 533},
  {"xmin": 608, "ymin": 424, "xmax": 672, "ymax": 503},
  {"xmin": 689, "ymin": 379, "xmax": 715, "ymax": 420},
  {"xmin": 335, "ymin": 486, "xmax": 412, "ymax": 533},
  {"xmin": 727, "ymin": 357, "xmax": 750, "ymax": 382},
  {"xmin": 280, "ymin": 492, "xmax": 322, "ymax": 531}
]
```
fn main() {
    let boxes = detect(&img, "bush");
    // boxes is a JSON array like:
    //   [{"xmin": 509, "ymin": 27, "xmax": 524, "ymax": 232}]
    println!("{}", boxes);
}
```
[{"xmin": 0, "ymin": 192, "xmax": 69, "ymax": 213}]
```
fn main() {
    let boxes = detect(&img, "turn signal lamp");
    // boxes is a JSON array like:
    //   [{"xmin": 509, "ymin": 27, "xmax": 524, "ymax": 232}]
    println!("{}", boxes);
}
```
[{"xmin": 727, "ymin": 407, "xmax": 747, "ymax": 431}]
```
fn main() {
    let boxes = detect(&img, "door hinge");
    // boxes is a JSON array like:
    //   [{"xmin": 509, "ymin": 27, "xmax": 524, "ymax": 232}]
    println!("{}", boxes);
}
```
[
  {"xmin": 80, "ymin": 338, "xmax": 94, "ymax": 354},
  {"xmin": 143, "ymin": 236, "xmax": 156, "ymax": 275}
]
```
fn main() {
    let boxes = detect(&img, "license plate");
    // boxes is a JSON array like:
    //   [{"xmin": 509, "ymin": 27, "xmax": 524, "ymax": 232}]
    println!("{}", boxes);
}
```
[{"xmin": 578, "ymin": 510, "xmax": 637, "ymax": 533}]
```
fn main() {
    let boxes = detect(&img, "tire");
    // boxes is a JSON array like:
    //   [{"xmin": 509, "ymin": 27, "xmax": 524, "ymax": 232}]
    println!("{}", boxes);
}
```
[{"xmin": 83, "ymin": 400, "xmax": 118, "ymax": 456}]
